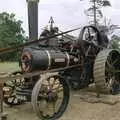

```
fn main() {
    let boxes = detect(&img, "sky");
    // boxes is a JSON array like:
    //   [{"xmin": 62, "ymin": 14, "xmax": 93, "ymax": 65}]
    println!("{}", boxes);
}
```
[{"xmin": 0, "ymin": 0, "xmax": 120, "ymax": 37}]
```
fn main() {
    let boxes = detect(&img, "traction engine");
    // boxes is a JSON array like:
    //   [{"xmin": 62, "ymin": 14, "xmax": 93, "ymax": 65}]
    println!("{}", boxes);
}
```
[{"xmin": 3, "ymin": 24, "xmax": 120, "ymax": 120}]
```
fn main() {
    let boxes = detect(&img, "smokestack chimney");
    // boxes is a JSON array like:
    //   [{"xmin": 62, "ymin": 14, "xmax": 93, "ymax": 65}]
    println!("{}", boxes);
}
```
[{"xmin": 27, "ymin": 0, "xmax": 39, "ymax": 41}]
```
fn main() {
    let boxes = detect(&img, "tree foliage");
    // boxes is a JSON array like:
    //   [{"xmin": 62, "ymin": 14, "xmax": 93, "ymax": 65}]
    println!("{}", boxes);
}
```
[
  {"xmin": 110, "ymin": 35, "xmax": 120, "ymax": 50},
  {"xmin": 84, "ymin": 0, "xmax": 111, "ymax": 26},
  {"xmin": 0, "ymin": 12, "xmax": 25, "ymax": 61}
]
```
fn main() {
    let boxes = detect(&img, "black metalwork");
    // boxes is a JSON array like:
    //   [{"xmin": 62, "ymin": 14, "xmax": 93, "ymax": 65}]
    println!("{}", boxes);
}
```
[{"xmin": 1, "ymin": 24, "xmax": 120, "ymax": 120}]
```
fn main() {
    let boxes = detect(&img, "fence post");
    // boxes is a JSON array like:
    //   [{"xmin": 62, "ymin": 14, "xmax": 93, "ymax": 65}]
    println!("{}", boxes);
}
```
[{"xmin": 0, "ymin": 83, "xmax": 7, "ymax": 120}]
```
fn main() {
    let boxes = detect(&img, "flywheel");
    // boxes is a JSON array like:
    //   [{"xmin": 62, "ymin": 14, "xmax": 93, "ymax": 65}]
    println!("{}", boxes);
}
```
[{"xmin": 94, "ymin": 49, "xmax": 120, "ymax": 94}]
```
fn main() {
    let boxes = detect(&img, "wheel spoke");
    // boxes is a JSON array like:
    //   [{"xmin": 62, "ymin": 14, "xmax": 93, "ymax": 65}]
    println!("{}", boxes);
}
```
[
  {"xmin": 106, "ymin": 59, "xmax": 114, "ymax": 70},
  {"xmin": 51, "ymin": 78, "xmax": 57, "ymax": 89},
  {"xmin": 87, "ymin": 27, "xmax": 91, "ymax": 39},
  {"xmin": 112, "ymin": 59, "xmax": 118, "ymax": 66},
  {"xmin": 52, "ymin": 102, "xmax": 56, "ymax": 115}
]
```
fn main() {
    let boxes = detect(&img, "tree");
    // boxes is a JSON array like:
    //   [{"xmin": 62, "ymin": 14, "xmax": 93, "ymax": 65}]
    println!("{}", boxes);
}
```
[
  {"xmin": 0, "ymin": 12, "xmax": 25, "ymax": 61},
  {"xmin": 98, "ymin": 18, "xmax": 119, "ymax": 35},
  {"xmin": 110, "ymin": 35, "xmax": 120, "ymax": 50},
  {"xmin": 83, "ymin": 0, "xmax": 111, "ymax": 26}
]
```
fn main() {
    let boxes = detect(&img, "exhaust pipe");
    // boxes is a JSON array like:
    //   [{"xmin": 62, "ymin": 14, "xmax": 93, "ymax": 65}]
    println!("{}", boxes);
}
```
[{"xmin": 27, "ymin": 0, "xmax": 39, "ymax": 41}]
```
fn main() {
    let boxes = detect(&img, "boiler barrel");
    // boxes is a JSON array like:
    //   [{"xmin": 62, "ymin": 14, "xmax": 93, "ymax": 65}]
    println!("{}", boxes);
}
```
[{"xmin": 20, "ymin": 47, "xmax": 79, "ymax": 72}]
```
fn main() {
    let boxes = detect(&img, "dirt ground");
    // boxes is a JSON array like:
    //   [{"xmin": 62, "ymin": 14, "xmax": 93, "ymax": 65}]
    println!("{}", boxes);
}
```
[
  {"xmin": 1, "ymin": 63, "xmax": 120, "ymax": 120},
  {"xmin": 3, "ymin": 90, "xmax": 120, "ymax": 120}
]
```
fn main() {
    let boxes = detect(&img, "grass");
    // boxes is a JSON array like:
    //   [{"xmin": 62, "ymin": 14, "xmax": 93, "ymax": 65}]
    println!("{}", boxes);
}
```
[{"xmin": 0, "ymin": 62, "xmax": 20, "ymax": 73}]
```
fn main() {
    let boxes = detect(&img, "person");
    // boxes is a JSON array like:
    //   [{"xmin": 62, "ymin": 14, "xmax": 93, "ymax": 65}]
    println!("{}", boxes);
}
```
[
  {"xmin": 39, "ymin": 26, "xmax": 59, "ymax": 46},
  {"xmin": 48, "ymin": 27, "xmax": 59, "ymax": 46},
  {"xmin": 40, "ymin": 25, "xmax": 50, "ymax": 38},
  {"xmin": 39, "ymin": 26, "xmax": 50, "ymax": 46},
  {"xmin": 51, "ymin": 27, "xmax": 59, "ymax": 34}
]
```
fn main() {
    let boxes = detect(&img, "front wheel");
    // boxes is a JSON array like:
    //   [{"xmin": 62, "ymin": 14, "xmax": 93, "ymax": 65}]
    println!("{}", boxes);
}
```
[{"xmin": 31, "ymin": 73, "xmax": 69, "ymax": 120}]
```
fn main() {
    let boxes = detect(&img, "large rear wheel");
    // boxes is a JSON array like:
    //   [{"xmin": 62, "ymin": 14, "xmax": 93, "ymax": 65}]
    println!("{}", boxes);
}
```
[{"xmin": 94, "ymin": 49, "xmax": 120, "ymax": 94}]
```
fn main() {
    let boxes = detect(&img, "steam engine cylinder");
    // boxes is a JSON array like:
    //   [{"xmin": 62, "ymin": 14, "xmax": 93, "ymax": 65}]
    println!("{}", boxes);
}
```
[{"xmin": 20, "ymin": 47, "xmax": 79, "ymax": 72}]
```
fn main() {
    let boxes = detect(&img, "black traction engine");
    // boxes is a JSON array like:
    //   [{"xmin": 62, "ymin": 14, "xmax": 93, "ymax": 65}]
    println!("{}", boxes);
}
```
[{"xmin": 3, "ymin": 25, "xmax": 120, "ymax": 120}]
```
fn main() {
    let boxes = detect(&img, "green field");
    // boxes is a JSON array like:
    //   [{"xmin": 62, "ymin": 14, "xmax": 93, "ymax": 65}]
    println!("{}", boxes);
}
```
[{"xmin": 0, "ymin": 62, "xmax": 20, "ymax": 73}]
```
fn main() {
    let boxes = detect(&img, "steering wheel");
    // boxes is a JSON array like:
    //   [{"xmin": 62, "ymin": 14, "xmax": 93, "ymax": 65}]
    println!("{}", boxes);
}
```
[{"xmin": 77, "ymin": 25, "xmax": 102, "ymax": 58}]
